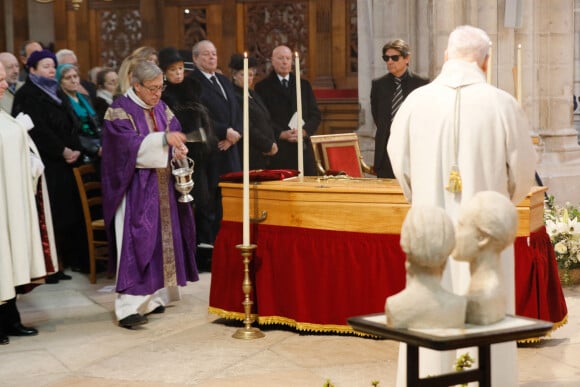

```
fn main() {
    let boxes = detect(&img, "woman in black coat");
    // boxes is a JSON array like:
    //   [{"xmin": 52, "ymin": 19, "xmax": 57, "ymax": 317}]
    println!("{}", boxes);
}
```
[
  {"xmin": 228, "ymin": 53, "xmax": 278, "ymax": 170},
  {"xmin": 12, "ymin": 50, "xmax": 88, "ymax": 276},
  {"xmin": 158, "ymin": 47, "xmax": 217, "ymax": 256}
]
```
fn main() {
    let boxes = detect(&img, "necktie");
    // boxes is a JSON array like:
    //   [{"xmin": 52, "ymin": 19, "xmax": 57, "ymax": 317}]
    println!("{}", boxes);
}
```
[
  {"xmin": 8, "ymin": 84, "xmax": 16, "ymax": 94},
  {"xmin": 210, "ymin": 75, "xmax": 226, "ymax": 99},
  {"xmin": 282, "ymin": 79, "xmax": 289, "ymax": 88},
  {"xmin": 391, "ymin": 77, "xmax": 403, "ymax": 120}
]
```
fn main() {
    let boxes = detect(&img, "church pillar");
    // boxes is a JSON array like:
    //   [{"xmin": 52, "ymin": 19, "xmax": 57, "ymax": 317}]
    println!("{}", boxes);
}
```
[
  {"xmin": 532, "ymin": 0, "xmax": 580, "ymax": 203},
  {"xmin": 357, "ymin": 0, "xmax": 427, "ymax": 168}
]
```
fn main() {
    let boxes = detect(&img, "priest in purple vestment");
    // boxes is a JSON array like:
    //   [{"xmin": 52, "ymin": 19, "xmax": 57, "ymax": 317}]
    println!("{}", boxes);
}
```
[{"xmin": 101, "ymin": 60, "xmax": 198, "ymax": 329}]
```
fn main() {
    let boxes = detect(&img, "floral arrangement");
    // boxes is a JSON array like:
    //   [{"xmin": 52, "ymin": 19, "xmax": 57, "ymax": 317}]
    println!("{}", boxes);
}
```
[{"xmin": 544, "ymin": 195, "xmax": 580, "ymax": 271}]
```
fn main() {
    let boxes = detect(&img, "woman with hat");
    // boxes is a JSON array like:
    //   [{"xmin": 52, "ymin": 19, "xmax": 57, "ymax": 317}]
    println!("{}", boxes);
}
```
[
  {"xmin": 158, "ymin": 47, "xmax": 216, "ymax": 270},
  {"xmin": 228, "ymin": 53, "xmax": 278, "ymax": 170},
  {"xmin": 12, "ymin": 49, "xmax": 89, "ymax": 278}
]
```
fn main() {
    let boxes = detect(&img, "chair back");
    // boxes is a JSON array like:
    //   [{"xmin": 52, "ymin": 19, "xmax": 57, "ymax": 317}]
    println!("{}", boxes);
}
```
[
  {"xmin": 310, "ymin": 133, "xmax": 372, "ymax": 177},
  {"xmin": 73, "ymin": 163, "xmax": 108, "ymax": 283}
]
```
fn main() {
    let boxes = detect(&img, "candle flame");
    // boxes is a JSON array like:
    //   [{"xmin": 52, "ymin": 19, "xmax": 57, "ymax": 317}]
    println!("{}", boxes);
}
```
[
  {"xmin": 295, "ymin": 51, "xmax": 298, "ymax": 57},
  {"xmin": 244, "ymin": 52, "xmax": 247, "ymax": 58}
]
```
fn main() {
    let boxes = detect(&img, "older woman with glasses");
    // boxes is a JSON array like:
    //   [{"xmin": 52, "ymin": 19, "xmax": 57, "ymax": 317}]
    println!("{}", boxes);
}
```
[
  {"xmin": 56, "ymin": 63, "xmax": 102, "ymax": 164},
  {"xmin": 228, "ymin": 53, "xmax": 278, "ymax": 170}
]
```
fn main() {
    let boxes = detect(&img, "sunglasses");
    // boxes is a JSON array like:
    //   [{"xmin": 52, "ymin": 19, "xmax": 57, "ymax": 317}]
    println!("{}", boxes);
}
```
[{"xmin": 382, "ymin": 54, "xmax": 401, "ymax": 62}]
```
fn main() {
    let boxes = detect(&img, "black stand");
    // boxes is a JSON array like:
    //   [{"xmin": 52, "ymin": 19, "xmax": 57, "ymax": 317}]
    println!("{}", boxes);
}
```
[{"xmin": 348, "ymin": 314, "xmax": 553, "ymax": 387}]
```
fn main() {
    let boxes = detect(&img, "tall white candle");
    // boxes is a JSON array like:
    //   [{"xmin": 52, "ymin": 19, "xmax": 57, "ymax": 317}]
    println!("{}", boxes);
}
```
[
  {"xmin": 486, "ymin": 42, "xmax": 492, "ymax": 84},
  {"xmin": 516, "ymin": 44, "xmax": 522, "ymax": 105},
  {"xmin": 242, "ymin": 52, "xmax": 250, "ymax": 246},
  {"xmin": 295, "ymin": 51, "xmax": 304, "ymax": 179}
]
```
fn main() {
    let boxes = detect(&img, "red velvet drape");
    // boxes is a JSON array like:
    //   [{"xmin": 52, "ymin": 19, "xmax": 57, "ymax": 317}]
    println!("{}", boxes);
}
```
[
  {"xmin": 210, "ymin": 222, "xmax": 567, "ymax": 331},
  {"xmin": 210, "ymin": 221, "xmax": 405, "ymax": 328},
  {"xmin": 514, "ymin": 226, "xmax": 567, "ymax": 325}
]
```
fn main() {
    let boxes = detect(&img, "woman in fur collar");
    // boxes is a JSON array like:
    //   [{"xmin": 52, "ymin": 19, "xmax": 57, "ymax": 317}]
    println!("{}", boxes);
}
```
[{"xmin": 159, "ymin": 47, "xmax": 216, "ymax": 268}]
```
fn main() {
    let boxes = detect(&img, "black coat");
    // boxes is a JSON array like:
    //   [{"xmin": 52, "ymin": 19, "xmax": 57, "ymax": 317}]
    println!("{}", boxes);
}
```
[
  {"xmin": 188, "ymin": 70, "xmax": 242, "ymax": 175},
  {"xmin": 12, "ymin": 78, "xmax": 84, "ymax": 229},
  {"xmin": 254, "ymin": 71, "xmax": 321, "ymax": 176},
  {"xmin": 232, "ymin": 85, "xmax": 277, "ymax": 170},
  {"xmin": 162, "ymin": 77, "xmax": 215, "ymax": 207},
  {"xmin": 371, "ymin": 70, "xmax": 429, "ymax": 178}
]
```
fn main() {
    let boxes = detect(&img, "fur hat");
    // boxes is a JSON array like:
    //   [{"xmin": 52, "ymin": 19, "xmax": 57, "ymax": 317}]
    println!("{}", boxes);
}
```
[
  {"xmin": 26, "ymin": 49, "xmax": 57, "ymax": 70},
  {"xmin": 158, "ymin": 47, "xmax": 183, "ymax": 72},
  {"xmin": 228, "ymin": 53, "xmax": 258, "ymax": 71},
  {"xmin": 178, "ymin": 49, "xmax": 195, "ymax": 72}
]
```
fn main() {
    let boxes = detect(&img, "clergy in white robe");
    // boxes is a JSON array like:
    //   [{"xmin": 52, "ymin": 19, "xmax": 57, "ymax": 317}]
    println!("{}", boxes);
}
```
[{"xmin": 387, "ymin": 25, "xmax": 537, "ymax": 386}]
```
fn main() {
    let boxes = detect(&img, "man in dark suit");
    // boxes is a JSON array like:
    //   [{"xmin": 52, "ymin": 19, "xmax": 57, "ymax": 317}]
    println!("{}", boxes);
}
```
[
  {"xmin": 189, "ymin": 40, "xmax": 242, "ymax": 260},
  {"xmin": 255, "ymin": 45, "xmax": 321, "ymax": 176},
  {"xmin": 371, "ymin": 39, "xmax": 428, "ymax": 178}
]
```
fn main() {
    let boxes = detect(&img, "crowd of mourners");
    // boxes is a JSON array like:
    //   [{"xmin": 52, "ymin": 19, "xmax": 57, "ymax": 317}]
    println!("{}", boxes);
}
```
[{"xmin": 0, "ymin": 39, "xmax": 322, "ymax": 337}]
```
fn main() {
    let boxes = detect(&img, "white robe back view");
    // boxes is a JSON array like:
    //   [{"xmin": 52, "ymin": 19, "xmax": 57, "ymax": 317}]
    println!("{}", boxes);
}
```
[{"xmin": 387, "ymin": 59, "xmax": 537, "ymax": 386}]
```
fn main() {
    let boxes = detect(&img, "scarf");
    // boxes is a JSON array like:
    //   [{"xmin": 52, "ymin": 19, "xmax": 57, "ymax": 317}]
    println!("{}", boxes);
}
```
[
  {"xmin": 29, "ymin": 73, "xmax": 61, "ymax": 104},
  {"xmin": 68, "ymin": 92, "xmax": 97, "ymax": 136},
  {"xmin": 96, "ymin": 89, "xmax": 113, "ymax": 105}
]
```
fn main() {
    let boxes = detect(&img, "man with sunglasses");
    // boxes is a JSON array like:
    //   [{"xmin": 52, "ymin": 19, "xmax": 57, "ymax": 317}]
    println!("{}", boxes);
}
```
[{"xmin": 371, "ymin": 39, "xmax": 428, "ymax": 178}]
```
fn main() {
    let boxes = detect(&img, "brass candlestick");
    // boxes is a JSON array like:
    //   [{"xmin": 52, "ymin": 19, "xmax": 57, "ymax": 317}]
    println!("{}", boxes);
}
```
[{"xmin": 232, "ymin": 244, "xmax": 265, "ymax": 339}]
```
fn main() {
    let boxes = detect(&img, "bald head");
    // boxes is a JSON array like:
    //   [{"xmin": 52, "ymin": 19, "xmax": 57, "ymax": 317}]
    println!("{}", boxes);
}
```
[
  {"xmin": 0, "ymin": 52, "xmax": 19, "ymax": 85},
  {"xmin": 19, "ymin": 41, "xmax": 42, "ymax": 65},
  {"xmin": 271, "ymin": 45, "xmax": 293, "ymax": 77}
]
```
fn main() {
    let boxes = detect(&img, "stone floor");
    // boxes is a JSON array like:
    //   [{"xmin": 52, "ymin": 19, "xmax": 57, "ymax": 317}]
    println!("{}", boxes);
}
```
[{"xmin": 1, "ymin": 271, "xmax": 579, "ymax": 386}]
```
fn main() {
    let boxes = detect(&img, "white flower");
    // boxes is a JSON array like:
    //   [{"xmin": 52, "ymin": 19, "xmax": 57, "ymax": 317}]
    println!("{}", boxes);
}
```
[{"xmin": 554, "ymin": 241, "xmax": 568, "ymax": 255}]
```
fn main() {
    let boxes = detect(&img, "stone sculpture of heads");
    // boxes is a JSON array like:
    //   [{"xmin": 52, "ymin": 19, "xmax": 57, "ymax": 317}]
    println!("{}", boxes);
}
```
[
  {"xmin": 386, "ymin": 205, "xmax": 466, "ymax": 328},
  {"xmin": 452, "ymin": 191, "xmax": 518, "ymax": 325}
]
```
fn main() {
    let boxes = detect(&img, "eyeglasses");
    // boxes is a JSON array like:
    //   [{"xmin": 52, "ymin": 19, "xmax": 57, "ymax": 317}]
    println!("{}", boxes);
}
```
[
  {"xmin": 382, "ymin": 54, "xmax": 401, "ymax": 62},
  {"xmin": 140, "ymin": 83, "xmax": 166, "ymax": 93}
]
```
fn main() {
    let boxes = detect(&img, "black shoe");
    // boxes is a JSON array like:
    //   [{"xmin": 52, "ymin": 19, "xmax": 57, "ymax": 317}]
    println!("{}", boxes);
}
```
[
  {"xmin": 0, "ymin": 334, "xmax": 8, "ymax": 345},
  {"xmin": 6, "ymin": 323, "xmax": 38, "ymax": 336},
  {"xmin": 118, "ymin": 314, "xmax": 148, "ymax": 329},
  {"xmin": 45, "ymin": 274, "xmax": 60, "ymax": 284},
  {"xmin": 56, "ymin": 271, "xmax": 72, "ymax": 280},
  {"xmin": 147, "ymin": 305, "xmax": 165, "ymax": 315}
]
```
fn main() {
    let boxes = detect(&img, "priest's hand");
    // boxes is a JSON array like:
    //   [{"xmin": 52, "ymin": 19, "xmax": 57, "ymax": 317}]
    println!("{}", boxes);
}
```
[
  {"xmin": 165, "ymin": 132, "xmax": 186, "ymax": 148},
  {"xmin": 172, "ymin": 143, "xmax": 188, "ymax": 160}
]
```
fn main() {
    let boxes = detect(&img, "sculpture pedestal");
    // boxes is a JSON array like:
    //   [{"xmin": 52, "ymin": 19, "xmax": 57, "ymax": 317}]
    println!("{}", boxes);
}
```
[{"xmin": 348, "ymin": 314, "xmax": 553, "ymax": 387}]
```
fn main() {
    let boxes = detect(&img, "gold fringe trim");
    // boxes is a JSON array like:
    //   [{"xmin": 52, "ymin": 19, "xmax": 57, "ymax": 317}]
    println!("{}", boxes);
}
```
[
  {"xmin": 517, "ymin": 314, "xmax": 568, "ymax": 344},
  {"xmin": 207, "ymin": 307, "xmax": 376, "ymax": 337}
]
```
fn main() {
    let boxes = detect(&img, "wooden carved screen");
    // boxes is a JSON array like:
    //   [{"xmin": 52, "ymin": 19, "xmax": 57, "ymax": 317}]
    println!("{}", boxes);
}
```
[
  {"xmin": 244, "ymin": 2, "xmax": 309, "ymax": 81},
  {"xmin": 183, "ymin": 8, "xmax": 209, "ymax": 50},
  {"xmin": 348, "ymin": 0, "xmax": 357, "ymax": 74},
  {"xmin": 98, "ymin": 9, "xmax": 143, "ymax": 69}
]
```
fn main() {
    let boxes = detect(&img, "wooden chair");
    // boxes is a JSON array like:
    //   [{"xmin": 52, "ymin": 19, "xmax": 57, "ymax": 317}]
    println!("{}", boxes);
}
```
[
  {"xmin": 73, "ymin": 163, "xmax": 108, "ymax": 284},
  {"xmin": 310, "ymin": 132, "xmax": 374, "ymax": 177}
]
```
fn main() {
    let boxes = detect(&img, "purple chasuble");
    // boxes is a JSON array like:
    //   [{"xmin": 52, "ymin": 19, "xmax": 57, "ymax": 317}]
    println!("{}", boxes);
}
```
[{"xmin": 101, "ymin": 95, "xmax": 198, "ymax": 295}]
